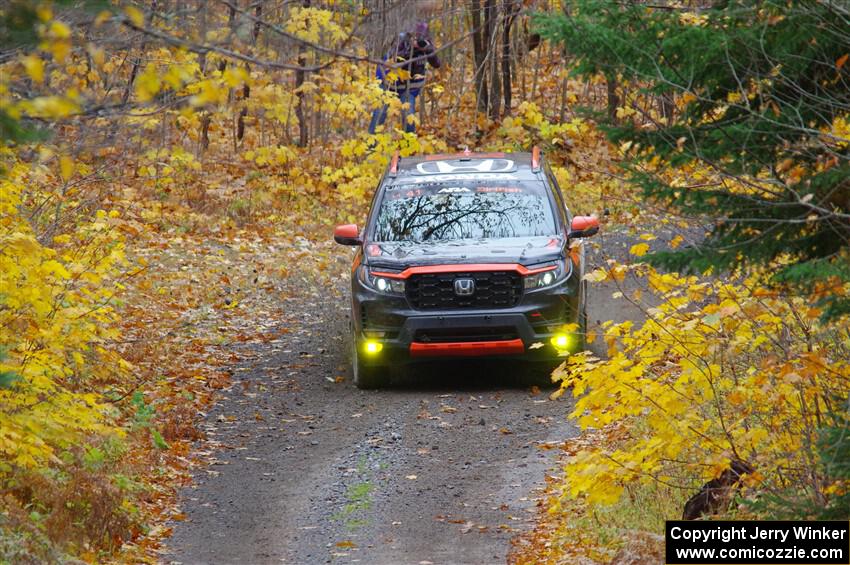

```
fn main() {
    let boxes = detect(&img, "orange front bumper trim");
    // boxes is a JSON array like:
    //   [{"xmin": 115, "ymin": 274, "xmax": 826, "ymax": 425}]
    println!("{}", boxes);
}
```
[
  {"xmin": 409, "ymin": 339, "xmax": 525, "ymax": 358},
  {"xmin": 371, "ymin": 263, "xmax": 556, "ymax": 280}
]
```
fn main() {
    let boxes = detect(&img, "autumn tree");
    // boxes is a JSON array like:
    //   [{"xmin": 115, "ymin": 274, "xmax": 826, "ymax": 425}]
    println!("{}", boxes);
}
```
[
  {"xmin": 0, "ymin": 1, "xmax": 448, "ymax": 559},
  {"xmin": 468, "ymin": 0, "xmax": 525, "ymax": 121}
]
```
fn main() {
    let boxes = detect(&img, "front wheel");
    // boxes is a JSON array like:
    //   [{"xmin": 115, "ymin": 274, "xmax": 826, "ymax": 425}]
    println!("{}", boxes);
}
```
[
  {"xmin": 523, "ymin": 360, "xmax": 563, "ymax": 388},
  {"xmin": 351, "ymin": 337, "xmax": 388, "ymax": 389}
]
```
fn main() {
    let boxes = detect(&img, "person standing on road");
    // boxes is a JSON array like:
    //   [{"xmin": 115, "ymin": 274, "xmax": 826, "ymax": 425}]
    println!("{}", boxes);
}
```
[{"xmin": 368, "ymin": 21, "xmax": 441, "ymax": 135}]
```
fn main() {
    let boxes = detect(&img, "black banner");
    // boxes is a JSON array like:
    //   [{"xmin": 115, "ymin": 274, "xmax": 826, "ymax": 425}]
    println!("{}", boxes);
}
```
[{"xmin": 665, "ymin": 521, "xmax": 849, "ymax": 564}]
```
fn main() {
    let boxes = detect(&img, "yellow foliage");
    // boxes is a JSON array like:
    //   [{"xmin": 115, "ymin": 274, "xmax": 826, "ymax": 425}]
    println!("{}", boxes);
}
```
[
  {"xmin": 285, "ymin": 7, "xmax": 348, "ymax": 43},
  {"xmin": 124, "ymin": 6, "xmax": 144, "ymax": 27},
  {"xmin": 22, "ymin": 54, "xmax": 45, "ymax": 83},
  {"xmin": 0, "ymin": 163, "xmax": 129, "ymax": 470},
  {"xmin": 59, "ymin": 154, "xmax": 73, "ymax": 181},
  {"xmin": 826, "ymin": 115, "xmax": 850, "ymax": 148},
  {"xmin": 328, "ymin": 133, "xmax": 448, "ymax": 201},
  {"xmin": 629, "ymin": 242, "xmax": 650, "ymax": 256},
  {"xmin": 555, "ymin": 261, "xmax": 850, "ymax": 511}
]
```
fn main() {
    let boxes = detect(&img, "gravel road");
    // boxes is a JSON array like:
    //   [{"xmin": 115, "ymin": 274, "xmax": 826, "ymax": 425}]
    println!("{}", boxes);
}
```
[{"xmin": 164, "ymin": 230, "xmax": 644, "ymax": 565}]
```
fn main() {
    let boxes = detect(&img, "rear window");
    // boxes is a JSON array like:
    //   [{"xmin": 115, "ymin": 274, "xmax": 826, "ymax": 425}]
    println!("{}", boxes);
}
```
[{"xmin": 373, "ymin": 180, "xmax": 556, "ymax": 242}]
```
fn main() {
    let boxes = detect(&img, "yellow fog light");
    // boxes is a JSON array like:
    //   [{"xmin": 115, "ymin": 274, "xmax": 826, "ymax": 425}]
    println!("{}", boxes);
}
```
[
  {"xmin": 364, "ymin": 340, "xmax": 383, "ymax": 355},
  {"xmin": 551, "ymin": 333, "xmax": 577, "ymax": 352}
]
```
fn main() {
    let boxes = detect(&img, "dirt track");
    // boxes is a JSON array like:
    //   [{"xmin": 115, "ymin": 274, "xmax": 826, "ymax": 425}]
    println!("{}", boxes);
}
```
[{"xmin": 164, "ymin": 230, "xmax": 643, "ymax": 565}]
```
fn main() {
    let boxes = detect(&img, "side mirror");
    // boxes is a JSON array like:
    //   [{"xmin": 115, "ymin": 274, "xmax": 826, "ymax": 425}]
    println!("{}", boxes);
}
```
[
  {"xmin": 569, "ymin": 215, "xmax": 599, "ymax": 238},
  {"xmin": 334, "ymin": 224, "xmax": 362, "ymax": 246}
]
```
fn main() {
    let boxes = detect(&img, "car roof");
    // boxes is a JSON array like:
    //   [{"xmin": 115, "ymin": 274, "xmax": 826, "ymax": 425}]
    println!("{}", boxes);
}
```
[{"xmin": 389, "ymin": 151, "xmax": 540, "ymax": 183}]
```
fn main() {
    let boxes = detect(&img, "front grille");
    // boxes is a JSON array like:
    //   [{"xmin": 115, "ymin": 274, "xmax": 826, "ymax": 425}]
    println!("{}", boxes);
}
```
[
  {"xmin": 413, "ymin": 326, "xmax": 519, "ymax": 343},
  {"xmin": 406, "ymin": 271, "xmax": 523, "ymax": 310}
]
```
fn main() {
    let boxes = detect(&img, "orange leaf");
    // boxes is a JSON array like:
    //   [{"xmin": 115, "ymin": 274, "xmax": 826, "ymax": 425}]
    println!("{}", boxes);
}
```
[{"xmin": 837, "ymin": 53, "xmax": 849, "ymax": 70}]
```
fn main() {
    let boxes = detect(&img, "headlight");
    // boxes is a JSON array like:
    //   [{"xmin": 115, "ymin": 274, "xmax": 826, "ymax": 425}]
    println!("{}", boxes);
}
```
[
  {"xmin": 358, "ymin": 266, "xmax": 406, "ymax": 295},
  {"xmin": 524, "ymin": 260, "xmax": 570, "ymax": 291}
]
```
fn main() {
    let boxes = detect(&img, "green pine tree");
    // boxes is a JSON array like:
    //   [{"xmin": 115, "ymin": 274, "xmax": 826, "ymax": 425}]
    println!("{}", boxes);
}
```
[{"xmin": 537, "ymin": 0, "xmax": 850, "ymax": 315}]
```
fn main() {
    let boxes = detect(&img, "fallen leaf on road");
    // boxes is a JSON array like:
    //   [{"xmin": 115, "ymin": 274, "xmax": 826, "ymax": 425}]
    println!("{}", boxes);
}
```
[
  {"xmin": 537, "ymin": 441, "xmax": 560, "ymax": 450},
  {"xmin": 630, "ymin": 242, "xmax": 650, "ymax": 256},
  {"xmin": 405, "ymin": 474, "xmax": 417, "ymax": 480}
]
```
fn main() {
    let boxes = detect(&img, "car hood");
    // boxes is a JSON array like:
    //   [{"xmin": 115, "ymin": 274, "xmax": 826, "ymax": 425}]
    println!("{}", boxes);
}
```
[{"xmin": 364, "ymin": 237, "xmax": 565, "ymax": 270}]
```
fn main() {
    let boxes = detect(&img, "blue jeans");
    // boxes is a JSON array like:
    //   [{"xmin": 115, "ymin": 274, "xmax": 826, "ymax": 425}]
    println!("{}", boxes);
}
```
[{"xmin": 368, "ymin": 89, "xmax": 419, "ymax": 134}]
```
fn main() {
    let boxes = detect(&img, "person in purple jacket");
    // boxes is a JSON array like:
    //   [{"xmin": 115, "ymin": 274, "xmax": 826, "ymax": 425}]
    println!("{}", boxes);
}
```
[{"xmin": 369, "ymin": 21, "xmax": 441, "ymax": 135}]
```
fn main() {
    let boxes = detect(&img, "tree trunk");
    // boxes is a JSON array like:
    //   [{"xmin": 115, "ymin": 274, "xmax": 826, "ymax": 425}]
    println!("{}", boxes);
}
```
[
  {"xmin": 485, "ymin": 0, "xmax": 500, "ymax": 120},
  {"xmin": 237, "ymin": 2, "xmax": 263, "ymax": 142},
  {"xmin": 200, "ymin": 4, "xmax": 234, "ymax": 152},
  {"xmin": 200, "ymin": 58, "xmax": 227, "ymax": 151},
  {"xmin": 122, "ymin": 0, "xmax": 158, "ymax": 104},
  {"xmin": 559, "ymin": 75, "xmax": 569, "ymax": 122},
  {"xmin": 469, "ymin": 0, "xmax": 489, "ymax": 115},
  {"xmin": 294, "ymin": 48, "xmax": 309, "ymax": 147},
  {"xmin": 659, "ymin": 91, "xmax": 675, "ymax": 125},
  {"xmin": 295, "ymin": 0, "xmax": 311, "ymax": 147},
  {"xmin": 501, "ymin": 1, "xmax": 518, "ymax": 116},
  {"xmin": 606, "ymin": 73, "xmax": 620, "ymax": 124}
]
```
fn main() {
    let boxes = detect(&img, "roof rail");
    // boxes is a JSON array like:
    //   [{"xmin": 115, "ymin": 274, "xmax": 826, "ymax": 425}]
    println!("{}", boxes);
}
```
[
  {"xmin": 531, "ymin": 146, "xmax": 541, "ymax": 172},
  {"xmin": 389, "ymin": 151, "xmax": 400, "ymax": 177}
]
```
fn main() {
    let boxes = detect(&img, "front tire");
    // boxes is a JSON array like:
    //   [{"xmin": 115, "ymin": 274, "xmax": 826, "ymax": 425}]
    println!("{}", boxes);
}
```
[{"xmin": 524, "ymin": 360, "xmax": 562, "ymax": 388}]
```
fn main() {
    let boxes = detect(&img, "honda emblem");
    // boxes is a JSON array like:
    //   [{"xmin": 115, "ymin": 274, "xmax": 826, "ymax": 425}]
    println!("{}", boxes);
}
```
[{"xmin": 454, "ymin": 278, "xmax": 475, "ymax": 296}]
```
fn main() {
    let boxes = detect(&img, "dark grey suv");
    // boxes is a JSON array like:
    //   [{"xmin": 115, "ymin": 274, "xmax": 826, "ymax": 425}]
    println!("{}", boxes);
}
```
[{"xmin": 333, "ymin": 148, "xmax": 599, "ymax": 388}]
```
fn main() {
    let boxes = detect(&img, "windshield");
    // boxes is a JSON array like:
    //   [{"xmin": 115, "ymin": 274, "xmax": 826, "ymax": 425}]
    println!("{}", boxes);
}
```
[{"xmin": 373, "ymin": 181, "xmax": 556, "ymax": 242}]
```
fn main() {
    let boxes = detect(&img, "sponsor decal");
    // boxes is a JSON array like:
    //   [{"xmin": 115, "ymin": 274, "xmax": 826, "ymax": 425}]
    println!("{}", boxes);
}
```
[
  {"xmin": 410, "ymin": 173, "xmax": 518, "ymax": 183},
  {"xmin": 475, "ymin": 186, "xmax": 522, "ymax": 193}
]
